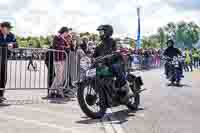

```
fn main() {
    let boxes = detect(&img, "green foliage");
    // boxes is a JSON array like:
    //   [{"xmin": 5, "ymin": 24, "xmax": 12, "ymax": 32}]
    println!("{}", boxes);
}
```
[
  {"xmin": 141, "ymin": 21, "xmax": 200, "ymax": 49},
  {"xmin": 15, "ymin": 22, "xmax": 200, "ymax": 49}
]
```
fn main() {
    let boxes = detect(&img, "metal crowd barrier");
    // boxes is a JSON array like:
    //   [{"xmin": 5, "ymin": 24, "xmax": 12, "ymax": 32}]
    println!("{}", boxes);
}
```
[
  {"xmin": 0, "ymin": 47, "xmax": 73, "ymax": 91},
  {"xmin": 130, "ymin": 54, "xmax": 162, "ymax": 70},
  {"xmin": 0, "ymin": 47, "xmax": 162, "ymax": 92}
]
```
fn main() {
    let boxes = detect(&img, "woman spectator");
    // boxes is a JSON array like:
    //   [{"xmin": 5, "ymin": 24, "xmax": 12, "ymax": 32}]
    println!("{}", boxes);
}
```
[{"xmin": 50, "ymin": 27, "xmax": 71, "ymax": 98}]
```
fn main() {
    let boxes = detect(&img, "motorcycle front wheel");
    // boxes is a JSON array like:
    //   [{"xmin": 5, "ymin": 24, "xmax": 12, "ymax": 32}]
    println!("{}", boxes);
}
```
[{"xmin": 77, "ymin": 81, "xmax": 107, "ymax": 119}]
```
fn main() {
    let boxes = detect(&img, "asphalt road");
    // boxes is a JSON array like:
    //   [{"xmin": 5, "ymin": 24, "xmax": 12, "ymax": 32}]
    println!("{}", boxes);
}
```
[
  {"xmin": 0, "ymin": 66, "xmax": 199, "ymax": 133},
  {"xmin": 110, "ymin": 69, "xmax": 200, "ymax": 133}
]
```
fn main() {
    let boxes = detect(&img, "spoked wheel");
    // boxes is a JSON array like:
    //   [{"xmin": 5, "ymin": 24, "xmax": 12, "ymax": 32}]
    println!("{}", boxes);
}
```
[
  {"xmin": 77, "ymin": 81, "xmax": 107, "ymax": 119},
  {"xmin": 127, "ymin": 82, "xmax": 140, "ymax": 110}
]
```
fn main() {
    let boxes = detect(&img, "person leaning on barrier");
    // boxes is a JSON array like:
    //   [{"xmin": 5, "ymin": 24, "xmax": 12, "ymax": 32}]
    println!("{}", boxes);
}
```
[
  {"xmin": 50, "ymin": 26, "xmax": 71, "ymax": 98},
  {"xmin": 63, "ymin": 30, "xmax": 78, "ymax": 96},
  {"xmin": 0, "ymin": 22, "xmax": 17, "ymax": 101}
]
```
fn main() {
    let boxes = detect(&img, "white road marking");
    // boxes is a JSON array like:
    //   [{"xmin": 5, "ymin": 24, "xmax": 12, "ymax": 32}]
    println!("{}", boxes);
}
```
[
  {"xmin": 101, "ymin": 108, "xmax": 126, "ymax": 133},
  {"xmin": 0, "ymin": 113, "xmax": 81, "ymax": 133},
  {"xmin": 136, "ymin": 113, "xmax": 145, "ymax": 118}
]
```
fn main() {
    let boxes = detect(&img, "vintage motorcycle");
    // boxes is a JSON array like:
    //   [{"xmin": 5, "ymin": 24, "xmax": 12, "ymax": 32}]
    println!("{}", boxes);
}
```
[{"xmin": 77, "ymin": 53, "xmax": 146, "ymax": 119}]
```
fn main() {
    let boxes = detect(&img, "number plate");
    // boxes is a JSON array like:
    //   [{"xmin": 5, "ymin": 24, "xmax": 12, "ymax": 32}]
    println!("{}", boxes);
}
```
[{"xmin": 86, "ymin": 68, "xmax": 96, "ymax": 77}]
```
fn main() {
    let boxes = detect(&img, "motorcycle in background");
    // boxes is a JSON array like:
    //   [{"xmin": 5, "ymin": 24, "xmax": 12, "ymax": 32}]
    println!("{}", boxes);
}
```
[{"xmin": 163, "ymin": 56, "xmax": 184, "ymax": 86}]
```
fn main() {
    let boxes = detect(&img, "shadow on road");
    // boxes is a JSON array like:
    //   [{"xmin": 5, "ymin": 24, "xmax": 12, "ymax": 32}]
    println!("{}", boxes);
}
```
[
  {"xmin": 76, "ymin": 108, "xmax": 144, "ymax": 125},
  {"xmin": 0, "ymin": 97, "xmax": 72, "ymax": 106},
  {"xmin": 76, "ymin": 118, "xmax": 102, "ymax": 125},
  {"xmin": 166, "ymin": 83, "xmax": 192, "ymax": 88},
  {"xmin": 0, "ymin": 103, "xmax": 10, "ymax": 107}
]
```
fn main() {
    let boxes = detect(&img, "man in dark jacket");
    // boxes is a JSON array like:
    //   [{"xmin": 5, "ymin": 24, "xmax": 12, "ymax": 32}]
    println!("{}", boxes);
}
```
[
  {"xmin": 93, "ymin": 25, "xmax": 131, "ymax": 105},
  {"xmin": 163, "ymin": 39, "xmax": 182, "ymax": 78},
  {"xmin": 0, "ymin": 22, "xmax": 16, "ymax": 101}
]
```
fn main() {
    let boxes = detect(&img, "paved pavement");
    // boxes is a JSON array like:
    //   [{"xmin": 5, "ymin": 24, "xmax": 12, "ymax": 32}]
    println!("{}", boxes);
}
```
[{"xmin": 0, "ymin": 68, "xmax": 199, "ymax": 133}]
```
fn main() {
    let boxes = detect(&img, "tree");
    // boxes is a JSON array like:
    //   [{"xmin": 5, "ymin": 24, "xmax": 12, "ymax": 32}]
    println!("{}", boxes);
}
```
[
  {"xmin": 164, "ymin": 22, "xmax": 177, "ymax": 40},
  {"xmin": 157, "ymin": 27, "xmax": 166, "ymax": 49},
  {"xmin": 176, "ymin": 21, "xmax": 200, "ymax": 48},
  {"xmin": 35, "ymin": 39, "xmax": 41, "ymax": 48},
  {"xmin": 80, "ymin": 32, "xmax": 90, "ymax": 38}
]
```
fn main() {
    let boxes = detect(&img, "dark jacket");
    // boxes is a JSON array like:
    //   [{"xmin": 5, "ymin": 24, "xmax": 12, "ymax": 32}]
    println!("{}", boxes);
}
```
[
  {"xmin": 93, "ymin": 38, "xmax": 117, "ymax": 58},
  {"xmin": 164, "ymin": 46, "xmax": 182, "ymax": 58},
  {"xmin": 0, "ymin": 32, "xmax": 17, "ymax": 58},
  {"xmin": 93, "ymin": 38, "xmax": 122, "ymax": 65},
  {"xmin": 53, "ymin": 35, "xmax": 67, "ymax": 61},
  {"xmin": 0, "ymin": 32, "xmax": 16, "ymax": 46}
]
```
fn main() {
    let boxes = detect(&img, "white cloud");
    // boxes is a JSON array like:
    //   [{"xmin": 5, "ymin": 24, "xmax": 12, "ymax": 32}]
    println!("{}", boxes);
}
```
[{"xmin": 0, "ymin": 0, "xmax": 200, "ymax": 37}]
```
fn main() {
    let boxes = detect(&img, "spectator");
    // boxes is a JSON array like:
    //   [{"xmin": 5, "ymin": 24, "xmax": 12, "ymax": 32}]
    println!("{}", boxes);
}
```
[
  {"xmin": 77, "ymin": 40, "xmax": 91, "ymax": 80},
  {"xmin": 27, "ymin": 43, "xmax": 36, "ymax": 70},
  {"xmin": 44, "ymin": 46, "xmax": 56, "ymax": 98},
  {"xmin": 50, "ymin": 26, "xmax": 71, "ymax": 98},
  {"xmin": 0, "ymin": 22, "xmax": 16, "ymax": 101},
  {"xmin": 80, "ymin": 36, "xmax": 89, "ymax": 54},
  {"xmin": 184, "ymin": 48, "xmax": 193, "ymax": 72},
  {"xmin": 193, "ymin": 48, "xmax": 199, "ymax": 68}
]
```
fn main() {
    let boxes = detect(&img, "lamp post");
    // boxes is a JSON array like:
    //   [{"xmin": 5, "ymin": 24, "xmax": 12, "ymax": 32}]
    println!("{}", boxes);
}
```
[{"xmin": 136, "ymin": 0, "xmax": 141, "ymax": 49}]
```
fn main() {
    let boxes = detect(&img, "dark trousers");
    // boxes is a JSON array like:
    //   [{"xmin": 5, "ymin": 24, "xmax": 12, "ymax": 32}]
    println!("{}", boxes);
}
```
[
  {"xmin": 0, "ymin": 47, "xmax": 8, "ymax": 97},
  {"xmin": 111, "ymin": 63, "xmax": 126, "ymax": 88},
  {"xmin": 165, "ymin": 62, "xmax": 183, "ymax": 77}
]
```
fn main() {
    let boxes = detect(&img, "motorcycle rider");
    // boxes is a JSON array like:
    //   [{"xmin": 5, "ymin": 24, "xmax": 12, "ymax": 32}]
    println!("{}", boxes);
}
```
[
  {"xmin": 93, "ymin": 24, "xmax": 131, "ymax": 104},
  {"xmin": 163, "ymin": 39, "xmax": 183, "ymax": 78}
]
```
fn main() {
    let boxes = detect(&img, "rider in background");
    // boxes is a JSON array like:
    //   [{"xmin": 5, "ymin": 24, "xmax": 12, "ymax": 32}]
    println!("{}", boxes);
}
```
[
  {"xmin": 93, "ymin": 24, "xmax": 132, "ymax": 104},
  {"xmin": 163, "ymin": 39, "xmax": 182, "ymax": 78}
]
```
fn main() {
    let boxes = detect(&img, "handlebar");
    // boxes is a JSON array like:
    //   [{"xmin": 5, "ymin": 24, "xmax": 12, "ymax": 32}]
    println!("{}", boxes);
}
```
[
  {"xmin": 93, "ymin": 53, "xmax": 116, "ymax": 64},
  {"xmin": 162, "ymin": 56, "xmax": 184, "ymax": 61}
]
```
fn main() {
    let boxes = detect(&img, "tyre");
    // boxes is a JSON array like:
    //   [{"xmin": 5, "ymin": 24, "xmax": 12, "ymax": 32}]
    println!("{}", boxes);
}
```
[
  {"xmin": 126, "ymin": 93, "xmax": 140, "ymax": 110},
  {"xmin": 77, "ymin": 82, "xmax": 107, "ymax": 119}
]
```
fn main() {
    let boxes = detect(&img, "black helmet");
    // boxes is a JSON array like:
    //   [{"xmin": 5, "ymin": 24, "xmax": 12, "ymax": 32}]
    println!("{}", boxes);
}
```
[
  {"xmin": 167, "ymin": 39, "xmax": 174, "ymax": 47},
  {"xmin": 97, "ymin": 25, "xmax": 113, "ymax": 38}
]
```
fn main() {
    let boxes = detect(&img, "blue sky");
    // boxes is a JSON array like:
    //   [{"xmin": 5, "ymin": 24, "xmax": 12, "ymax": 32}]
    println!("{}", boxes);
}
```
[{"xmin": 0, "ymin": 0, "xmax": 200, "ymax": 37}]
